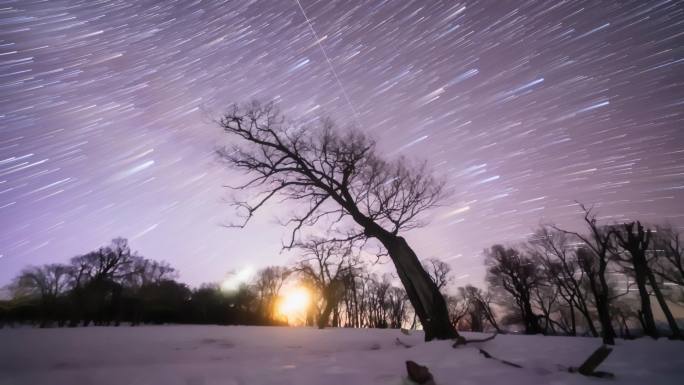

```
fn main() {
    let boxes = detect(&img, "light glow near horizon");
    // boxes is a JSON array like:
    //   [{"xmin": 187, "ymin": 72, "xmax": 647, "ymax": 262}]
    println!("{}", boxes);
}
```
[{"xmin": 277, "ymin": 286, "xmax": 311, "ymax": 324}]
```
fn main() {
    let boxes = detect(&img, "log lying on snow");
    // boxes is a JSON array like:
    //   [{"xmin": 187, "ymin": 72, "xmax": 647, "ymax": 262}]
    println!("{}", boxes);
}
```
[{"xmin": 568, "ymin": 345, "xmax": 615, "ymax": 379}]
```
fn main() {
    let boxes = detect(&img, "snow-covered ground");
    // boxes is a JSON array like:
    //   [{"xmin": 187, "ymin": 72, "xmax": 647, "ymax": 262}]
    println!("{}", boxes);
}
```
[{"xmin": 1, "ymin": 325, "xmax": 682, "ymax": 385}]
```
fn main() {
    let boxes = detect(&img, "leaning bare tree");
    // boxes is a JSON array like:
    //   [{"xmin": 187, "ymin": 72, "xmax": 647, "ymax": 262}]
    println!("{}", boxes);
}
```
[{"xmin": 217, "ymin": 101, "xmax": 459, "ymax": 340}]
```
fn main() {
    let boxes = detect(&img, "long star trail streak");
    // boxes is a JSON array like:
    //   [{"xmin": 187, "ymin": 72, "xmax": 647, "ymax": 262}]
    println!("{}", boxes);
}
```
[
  {"xmin": 0, "ymin": 1, "xmax": 683, "ymax": 288},
  {"xmin": 293, "ymin": 0, "xmax": 362, "ymax": 126}
]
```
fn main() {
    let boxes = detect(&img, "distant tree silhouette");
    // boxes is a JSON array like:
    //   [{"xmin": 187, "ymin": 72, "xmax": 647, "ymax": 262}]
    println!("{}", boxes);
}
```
[
  {"xmin": 613, "ymin": 222, "xmax": 682, "ymax": 339},
  {"xmin": 2, "ymin": 238, "xmax": 284, "ymax": 328},
  {"xmin": 294, "ymin": 238, "xmax": 359, "ymax": 328},
  {"xmin": 386, "ymin": 285, "xmax": 409, "ymax": 329},
  {"xmin": 612, "ymin": 222, "xmax": 659, "ymax": 338},
  {"xmin": 137, "ymin": 279, "xmax": 191, "ymax": 324},
  {"xmin": 12, "ymin": 264, "xmax": 71, "ymax": 327},
  {"xmin": 554, "ymin": 205, "xmax": 617, "ymax": 344},
  {"xmin": 217, "ymin": 101, "xmax": 458, "ymax": 340},
  {"xmin": 486, "ymin": 245, "xmax": 543, "ymax": 334},
  {"xmin": 253, "ymin": 266, "xmax": 291, "ymax": 322},
  {"xmin": 423, "ymin": 258, "xmax": 452, "ymax": 292},
  {"xmin": 67, "ymin": 238, "xmax": 139, "ymax": 326},
  {"xmin": 530, "ymin": 227, "xmax": 598, "ymax": 337},
  {"xmin": 652, "ymin": 225, "xmax": 684, "ymax": 286},
  {"xmin": 462, "ymin": 285, "xmax": 500, "ymax": 333}
]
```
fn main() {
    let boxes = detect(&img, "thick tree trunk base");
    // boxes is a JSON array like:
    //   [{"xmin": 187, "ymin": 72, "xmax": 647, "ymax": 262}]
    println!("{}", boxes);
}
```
[{"xmin": 383, "ymin": 236, "xmax": 459, "ymax": 341}]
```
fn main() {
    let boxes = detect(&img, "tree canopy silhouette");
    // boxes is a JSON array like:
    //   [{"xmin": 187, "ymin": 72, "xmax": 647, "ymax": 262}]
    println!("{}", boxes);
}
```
[{"xmin": 217, "ymin": 101, "xmax": 458, "ymax": 340}]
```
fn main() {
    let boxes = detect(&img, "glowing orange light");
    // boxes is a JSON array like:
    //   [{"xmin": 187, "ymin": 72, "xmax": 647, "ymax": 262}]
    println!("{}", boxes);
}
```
[{"xmin": 277, "ymin": 286, "xmax": 310, "ymax": 324}]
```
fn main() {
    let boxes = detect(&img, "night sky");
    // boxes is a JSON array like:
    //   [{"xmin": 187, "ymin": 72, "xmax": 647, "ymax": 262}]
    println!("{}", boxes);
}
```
[{"xmin": 1, "ymin": 0, "xmax": 683, "ymax": 288}]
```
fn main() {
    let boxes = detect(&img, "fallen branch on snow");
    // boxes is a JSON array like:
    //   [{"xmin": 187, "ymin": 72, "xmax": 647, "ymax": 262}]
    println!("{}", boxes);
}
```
[
  {"xmin": 452, "ymin": 332, "xmax": 498, "ymax": 347},
  {"xmin": 478, "ymin": 348, "xmax": 523, "ymax": 368}
]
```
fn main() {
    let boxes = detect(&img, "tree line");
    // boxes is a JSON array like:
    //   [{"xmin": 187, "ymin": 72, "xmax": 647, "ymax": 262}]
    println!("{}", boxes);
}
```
[
  {"xmin": 0, "ymin": 238, "xmax": 284, "ymax": 328},
  {"xmin": 3, "ymin": 205, "xmax": 681, "ymax": 347},
  {"xmin": 0, "ymin": 236, "xmax": 416, "ymax": 330},
  {"xmin": 481, "ymin": 205, "xmax": 683, "ymax": 344}
]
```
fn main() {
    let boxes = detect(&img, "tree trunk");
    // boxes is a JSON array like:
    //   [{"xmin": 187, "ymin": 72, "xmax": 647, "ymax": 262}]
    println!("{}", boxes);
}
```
[
  {"xmin": 522, "ymin": 296, "xmax": 542, "ymax": 334},
  {"xmin": 596, "ymin": 273, "xmax": 616, "ymax": 345},
  {"xmin": 470, "ymin": 312, "xmax": 483, "ymax": 332},
  {"xmin": 317, "ymin": 299, "xmax": 334, "ymax": 329},
  {"xmin": 578, "ymin": 306, "xmax": 598, "ymax": 337},
  {"xmin": 646, "ymin": 269, "xmax": 682, "ymax": 339},
  {"xmin": 622, "ymin": 317, "xmax": 632, "ymax": 339},
  {"xmin": 569, "ymin": 303, "xmax": 577, "ymax": 336},
  {"xmin": 633, "ymin": 267, "xmax": 659, "ymax": 338},
  {"xmin": 381, "ymin": 235, "xmax": 459, "ymax": 341},
  {"xmin": 485, "ymin": 309, "xmax": 501, "ymax": 333},
  {"xmin": 571, "ymin": 289, "xmax": 598, "ymax": 337}
]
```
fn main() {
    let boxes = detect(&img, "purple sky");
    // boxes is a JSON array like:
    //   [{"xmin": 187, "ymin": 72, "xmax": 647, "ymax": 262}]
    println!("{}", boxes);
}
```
[{"xmin": 1, "ymin": 0, "xmax": 683, "ymax": 288}]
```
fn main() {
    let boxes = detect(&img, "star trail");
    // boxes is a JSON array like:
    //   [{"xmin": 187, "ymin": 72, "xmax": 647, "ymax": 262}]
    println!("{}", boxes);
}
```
[{"xmin": 1, "ymin": 0, "xmax": 683, "ymax": 287}]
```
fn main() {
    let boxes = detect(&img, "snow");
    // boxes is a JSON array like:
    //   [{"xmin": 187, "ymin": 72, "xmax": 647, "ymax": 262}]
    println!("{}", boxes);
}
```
[{"xmin": 1, "ymin": 326, "xmax": 683, "ymax": 385}]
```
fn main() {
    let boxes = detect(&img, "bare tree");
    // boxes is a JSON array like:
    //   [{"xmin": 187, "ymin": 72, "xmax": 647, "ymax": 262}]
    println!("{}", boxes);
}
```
[
  {"xmin": 253, "ymin": 266, "xmax": 291, "ymax": 321},
  {"xmin": 614, "ymin": 222, "xmax": 682, "ymax": 339},
  {"xmin": 486, "ymin": 245, "xmax": 542, "ymax": 334},
  {"xmin": 217, "ymin": 102, "xmax": 458, "ymax": 340},
  {"xmin": 612, "ymin": 222, "xmax": 659, "ymax": 338},
  {"xmin": 367, "ymin": 274, "xmax": 392, "ymax": 328},
  {"xmin": 532, "ymin": 283, "xmax": 562, "ymax": 335},
  {"xmin": 424, "ymin": 258, "xmax": 453, "ymax": 292},
  {"xmin": 129, "ymin": 259, "xmax": 177, "ymax": 288},
  {"xmin": 446, "ymin": 293, "xmax": 470, "ymax": 330},
  {"xmin": 530, "ymin": 227, "xmax": 598, "ymax": 337},
  {"xmin": 652, "ymin": 225, "xmax": 684, "ymax": 288},
  {"xmin": 294, "ymin": 238, "xmax": 359, "ymax": 328},
  {"xmin": 387, "ymin": 286, "xmax": 409, "ymax": 328},
  {"xmin": 458, "ymin": 285, "xmax": 501, "ymax": 332},
  {"xmin": 13, "ymin": 264, "xmax": 71, "ymax": 327},
  {"xmin": 341, "ymin": 261, "xmax": 363, "ymax": 328},
  {"xmin": 68, "ymin": 237, "xmax": 139, "ymax": 326},
  {"xmin": 555, "ymin": 205, "xmax": 616, "ymax": 345},
  {"xmin": 611, "ymin": 298, "xmax": 639, "ymax": 339}
]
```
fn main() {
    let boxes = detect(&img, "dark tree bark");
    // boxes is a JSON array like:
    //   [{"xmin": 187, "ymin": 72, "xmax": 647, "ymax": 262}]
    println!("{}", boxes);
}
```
[
  {"xmin": 645, "ymin": 268, "xmax": 682, "ymax": 339},
  {"xmin": 380, "ymin": 235, "xmax": 458, "ymax": 340}
]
